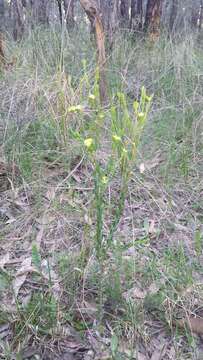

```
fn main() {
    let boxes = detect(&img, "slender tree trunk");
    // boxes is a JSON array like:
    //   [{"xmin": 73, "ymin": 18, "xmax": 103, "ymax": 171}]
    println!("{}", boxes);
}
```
[
  {"xmin": 57, "ymin": 0, "xmax": 63, "ymax": 26},
  {"xmin": 100, "ymin": 0, "xmax": 111, "ymax": 32},
  {"xmin": 30, "ymin": 0, "xmax": 49, "ymax": 25},
  {"xmin": 0, "ymin": 32, "xmax": 5, "ymax": 65},
  {"xmin": 191, "ymin": 6, "xmax": 199, "ymax": 29},
  {"xmin": 0, "ymin": 0, "xmax": 4, "ymax": 62},
  {"xmin": 0, "ymin": 0, "xmax": 4, "ymax": 24},
  {"xmin": 101, "ymin": 0, "xmax": 118, "ymax": 48},
  {"xmin": 11, "ymin": 0, "xmax": 24, "ymax": 41},
  {"xmin": 137, "ymin": 0, "xmax": 143, "ymax": 29},
  {"xmin": 80, "ymin": 0, "xmax": 108, "ymax": 105},
  {"xmin": 130, "ymin": 0, "xmax": 143, "ymax": 30},
  {"xmin": 130, "ymin": 0, "xmax": 136, "ymax": 29},
  {"xmin": 169, "ymin": 0, "xmax": 178, "ymax": 33},
  {"xmin": 120, "ymin": 0, "xmax": 129, "ymax": 24},
  {"xmin": 109, "ymin": 0, "xmax": 119, "ymax": 46},
  {"xmin": 37, "ymin": 0, "xmax": 49, "ymax": 25},
  {"xmin": 144, "ymin": 0, "xmax": 162, "ymax": 41},
  {"xmin": 199, "ymin": 0, "xmax": 203, "ymax": 31},
  {"xmin": 90, "ymin": 0, "xmax": 119, "ymax": 49},
  {"xmin": 63, "ymin": 0, "xmax": 75, "ymax": 29}
]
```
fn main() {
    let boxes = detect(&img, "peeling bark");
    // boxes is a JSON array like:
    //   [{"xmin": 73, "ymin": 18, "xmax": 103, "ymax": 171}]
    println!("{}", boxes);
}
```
[
  {"xmin": 0, "ymin": 0, "xmax": 5, "ymax": 61},
  {"xmin": 80, "ymin": 0, "xmax": 108, "ymax": 105},
  {"xmin": 144, "ymin": 0, "xmax": 163, "ymax": 41},
  {"xmin": 0, "ymin": 32, "xmax": 6, "ymax": 65}
]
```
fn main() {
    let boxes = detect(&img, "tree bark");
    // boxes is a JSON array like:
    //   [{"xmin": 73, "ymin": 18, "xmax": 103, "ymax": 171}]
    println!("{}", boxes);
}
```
[
  {"xmin": 137, "ymin": 0, "xmax": 143, "ymax": 29},
  {"xmin": 101, "ymin": 0, "xmax": 119, "ymax": 48},
  {"xmin": 80, "ymin": 0, "xmax": 108, "ymax": 105},
  {"xmin": 0, "ymin": 0, "xmax": 4, "ymax": 64},
  {"xmin": 10, "ymin": 0, "xmax": 24, "ymax": 41},
  {"xmin": 169, "ymin": 0, "xmax": 178, "ymax": 33},
  {"xmin": 0, "ymin": 32, "xmax": 5, "ymax": 65},
  {"xmin": 30, "ymin": 0, "xmax": 49, "ymax": 25},
  {"xmin": 120, "ymin": 0, "xmax": 129, "ymax": 24},
  {"xmin": 130, "ymin": 0, "xmax": 136, "ymax": 29},
  {"xmin": 0, "ymin": 0, "xmax": 4, "ymax": 25},
  {"xmin": 63, "ymin": 0, "xmax": 75, "ymax": 29},
  {"xmin": 57, "ymin": 0, "xmax": 63, "ymax": 26},
  {"xmin": 199, "ymin": 0, "xmax": 203, "ymax": 31},
  {"xmin": 130, "ymin": 0, "xmax": 143, "ymax": 30},
  {"xmin": 144, "ymin": 0, "xmax": 162, "ymax": 41},
  {"xmin": 191, "ymin": 6, "xmax": 199, "ymax": 29}
]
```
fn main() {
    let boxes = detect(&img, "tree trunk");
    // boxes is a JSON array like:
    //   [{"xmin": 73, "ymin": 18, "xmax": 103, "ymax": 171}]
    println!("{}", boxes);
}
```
[
  {"xmin": 199, "ymin": 0, "xmax": 203, "ymax": 31},
  {"xmin": 144, "ymin": 0, "xmax": 162, "ymax": 41},
  {"xmin": 191, "ymin": 6, "xmax": 199, "ymax": 29},
  {"xmin": 130, "ymin": 0, "xmax": 136, "ymax": 29},
  {"xmin": 0, "ymin": 0, "xmax": 4, "ymax": 25},
  {"xmin": 130, "ymin": 0, "xmax": 143, "ymax": 30},
  {"xmin": 137, "ymin": 0, "xmax": 143, "ymax": 29},
  {"xmin": 57, "ymin": 0, "xmax": 63, "ymax": 26},
  {"xmin": 30, "ymin": 0, "xmax": 49, "ymax": 25},
  {"xmin": 100, "ymin": 0, "xmax": 112, "ymax": 32},
  {"xmin": 0, "ymin": 0, "xmax": 4, "ymax": 64},
  {"xmin": 80, "ymin": 0, "xmax": 108, "ymax": 105},
  {"xmin": 63, "ymin": 0, "xmax": 75, "ymax": 29},
  {"xmin": 109, "ymin": 0, "xmax": 119, "ymax": 45},
  {"xmin": 101, "ymin": 0, "xmax": 119, "ymax": 48},
  {"xmin": 11, "ymin": 0, "xmax": 24, "ymax": 41},
  {"xmin": 0, "ymin": 32, "xmax": 5, "ymax": 65},
  {"xmin": 169, "ymin": 0, "xmax": 178, "ymax": 33},
  {"xmin": 120, "ymin": 0, "xmax": 129, "ymax": 24}
]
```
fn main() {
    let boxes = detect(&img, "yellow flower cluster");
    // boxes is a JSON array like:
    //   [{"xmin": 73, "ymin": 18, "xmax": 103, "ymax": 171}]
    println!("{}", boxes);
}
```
[
  {"xmin": 68, "ymin": 105, "xmax": 83, "ymax": 113},
  {"xmin": 84, "ymin": 138, "xmax": 93, "ymax": 148}
]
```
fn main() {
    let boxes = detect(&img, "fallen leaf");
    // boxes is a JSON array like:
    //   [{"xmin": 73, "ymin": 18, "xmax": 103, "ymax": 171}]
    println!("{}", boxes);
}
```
[
  {"xmin": 0, "ymin": 324, "xmax": 10, "ymax": 339},
  {"xmin": 123, "ymin": 286, "xmax": 146, "ymax": 301},
  {"xmin": 0, "ymin": 253, "xmax": 10, "ymax": 269},
  {"xmin": 139, "ymin": 163, "xmax": 145, "ymax": 174},
  {"xmin": 144, "ymin": 152, "xmax": 162, "ymax": 171},
  {"xmin": 72, "ymin": 173, "xmax": 82, "ymax": 183},
  {"xmin": 167, "ymin": 346, "xmax": 176, "ymax": 359},
  {"xmin": 148, "ymin": 282, "xmax": 160, "ymax": 295},
  {"xmin": 148, "ymin": 219, "xmax": 156, "ymax": 234},
  {"xmin": 84, "ymin": 213, "xmax": 92, "ymax": 225},
  {"xmin": 60, "ymin": 353, "xmax": 76, "ymax": 360},
  {"xmin": 12, "ymin": 257, "xmax": 32, "ymax": 299},
  {"xmin": 137, "ymin": 352, "xmax": 147, "ymax": 360},
  {"xmin": 176, "ymin": 316, "xmax": 203, "ymax": 335},
  {"xmin": 6, "ymin": 218, "xmax": 16, "ymax": 224},
  {"xmin": 20, "ymin": 347, "xmax": 39, "ymax": 359},
  {"xmin": 46, "ymin": 186, "xmax": 56, "ymax": 201},
  {"xmin": 151, "ymin": 349, "xmax": 162, "ymax": 360},
  {"xmin": 81, "ymin": 300, "xmax": 97, "ymax": 315}
]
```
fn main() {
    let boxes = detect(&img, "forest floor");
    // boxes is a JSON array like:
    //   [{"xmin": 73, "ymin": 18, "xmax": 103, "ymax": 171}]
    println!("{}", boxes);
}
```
[{"xmin": 0, "ymin": 29, "xmax": 203, "ymax": 360}]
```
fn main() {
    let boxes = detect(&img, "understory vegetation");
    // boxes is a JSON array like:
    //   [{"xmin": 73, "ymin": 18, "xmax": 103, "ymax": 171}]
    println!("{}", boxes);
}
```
[{"xmin": 0, "ymin": 28, "xmax": 203, "ymax": 359}]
